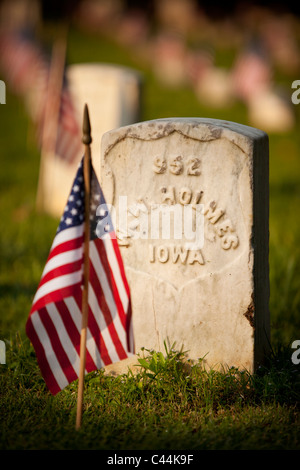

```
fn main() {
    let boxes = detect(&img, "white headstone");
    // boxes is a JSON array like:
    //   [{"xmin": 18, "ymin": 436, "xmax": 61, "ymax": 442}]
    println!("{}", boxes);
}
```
[
  {"xmin": 100, "ymin": 118, "xmax": 270, "ymax": 374},
  {"xmin": 37, "ymin": 63, "xmax": 142, "ymax": 217}
]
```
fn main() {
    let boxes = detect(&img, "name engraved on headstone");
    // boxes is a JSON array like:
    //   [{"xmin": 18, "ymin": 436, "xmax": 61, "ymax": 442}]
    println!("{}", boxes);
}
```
[{"xmin": 100, "ymin": 118, "xmax": 270, "ymax": 374}]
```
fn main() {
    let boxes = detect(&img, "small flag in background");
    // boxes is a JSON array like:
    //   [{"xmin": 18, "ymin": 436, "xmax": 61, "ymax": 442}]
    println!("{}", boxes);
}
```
[
  {"xmin": 0, "ymin": 29, "xmax": 49, "ymax": 119},
  {"xmin": 53, "ymin": 80, "xmax": 82, "ymax": 164},
  {"xmin": 26, "ymin": 159, "xmax": 134, "ymax": 395},
  {"xmin": 0, "ymin": 29, "xmax": 81, "ymax": 164}
]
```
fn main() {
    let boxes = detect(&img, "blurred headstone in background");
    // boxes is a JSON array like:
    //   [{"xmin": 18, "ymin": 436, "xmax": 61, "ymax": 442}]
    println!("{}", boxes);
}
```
[
  {"xmin": 261, "ymin": 13, "xmax": 300, "ymax": 75},
  {"xmin": 0, "ymin": 28, "xmax": 49, "ymax": 122},
  {"xmin": 73, "ymin": 1, "xmax": 298, "ymax": 134},
  {"xmin": 155, "ymin": 0, "xmax": 199, "ymax": 36},
  {"xmin": 195, "ymin": 66, "xmax": 234, "ymax": 109},
  {"xmin": 37, "ymin": 63, "xmax": 142, "ymax": 217},
  {"xmin": 231, "ymin": 40, "xmax": 272, "ymax": 104},
  {"xmin": 248, "ymin": 87, "xmax": 295, "ymax": 133},
  {"xmin": 74, "ymin": 0, "xmax": 124, "ymax": 34},
  {"xmin": 151, "ymin": 32, "xmax": 188, "ymax": 88},
  {"xmin": 0, "ymin": 0, "xmax": 45, "ymax": 122},
  {"xmin": 67, "ymin": 63, "xmax": 142, "ymax": 162},
  {"xmin": 231, "ymin": 39, "xmax": 295, "ymax": 132}
]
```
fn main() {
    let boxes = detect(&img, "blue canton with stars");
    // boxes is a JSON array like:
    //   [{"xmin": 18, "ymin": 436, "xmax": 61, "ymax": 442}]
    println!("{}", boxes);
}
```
[{"xmin": 57, "ymin": 159, "xmax": 115, "ymax": 240}]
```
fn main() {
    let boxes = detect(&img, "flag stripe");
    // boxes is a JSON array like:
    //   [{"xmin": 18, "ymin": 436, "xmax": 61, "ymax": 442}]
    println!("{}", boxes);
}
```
[
  {"xmin": 72, "ymin": 282, "xmax": 113, "ymax": 367},
  {"xmin": 39, "ymin": 306, "xmax": 77, "ymax": 385},
  {"xmin": 105, "ymin": 235, "xmax": 130, "ymax": 312},
  {"xmin": 48, "ymin": 236, "xmax": 83, "ymax": 260},
  {"xmin": 46, "ymin": 303, "xmax": 81, "ymax": 376},
  {"xmin": 41, "ymin": 248, "xmax": 83, "ymax": 278},
  {"xmin": 51, "ymin": 226, "xmax": 83, "ymax": 251},
  {"xmin": 38, "ymin": 259, "xmax": 82, "ymax": 289},
  {"xmin": 26, "ymin": 314, "xmax": 61, "ymax": 394},
  {"xmin": 94, "ymin": 237, "xmax": 128, "ymax": 330},
  {"xmin": 90, "ymin": 241, "xmax": 119, "ymax": 322},
  {"xmin": 30, "ymin": 310, "xmax": 69, "ymax": 391},
  {"xmin": 90, "ymin": 247, "xmax": 129, "ymax": 359},
  {"xmin": 89, "ymin": 260, "xmax": 128, "ymax": 360},
  {"xmin": 87, "ymin": 284, "xmax": 119, "ymax": 364},
  {"xmin": 31, "ymin": 270, "xmax": 82, "ymax": 307},
  {"xmin": 64, "ymin": 296, "xmax": 99, "ymax": 372},
  {"xmin": 31, "ymin": 282, "xmax": 82, "ymax": 314},
  {"xmin": 55, "ymin": 299, "xmax": 81, "ymax": 356},
  {"xmin": 110, "ymin": 235, "xmax": 131, "ymax": 297}
]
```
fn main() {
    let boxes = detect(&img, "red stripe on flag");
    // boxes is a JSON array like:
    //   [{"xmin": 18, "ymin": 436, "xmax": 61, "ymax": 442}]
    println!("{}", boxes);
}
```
[
  {"xmin": 73, "ymin": 290, "xmax": 112, "ymax": 367},
  {"xmin": 26, "ymin": 314, "xmax": 61, "ymax": 395},
  {"xmin": 93, "ymin": 238, "xmax": 127, "ymax": 331},
  {"xmin": 48, "ymin": 236, "xmax": 83, "ymax": 260},
  {"xmin": 89, "ymin": 253, "xmax": 128, "ymax": 360},
  {"xmin": 31, "ymin": 282, "xmax": 82, "ymax": 314},
  {"xmin": 110, "ymin": 235, "xmax": 131, "ymax": 297},
  {"xmin": 109, "ymin": 236, "xmax": 133, "ymax": 352},
  {"xmin": 56, "ymin": 299, "xmax": 97, "ymax": 373},
  {"xmin": 39, "ymin": 306, "xmax": 78, "ymax": 385},
  {"xmin": 38, "ymin": 259, "xmax": 83, "ymax": 289}
]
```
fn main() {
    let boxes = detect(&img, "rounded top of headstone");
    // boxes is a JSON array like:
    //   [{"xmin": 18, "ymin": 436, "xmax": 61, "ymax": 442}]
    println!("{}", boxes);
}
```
[
  {"xmin": 67, "ymin": 62, "xmax": 143, "ymax": 83},
  {"xmin": 101, "ymin": 118, "xmax": 268, "ymax": 156}
]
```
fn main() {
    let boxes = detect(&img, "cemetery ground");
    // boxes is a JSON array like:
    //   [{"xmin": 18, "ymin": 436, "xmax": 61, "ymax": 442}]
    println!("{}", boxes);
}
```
[{"xmin": 1, "ymin": 25, "xmax": 300, "ymax": 451}]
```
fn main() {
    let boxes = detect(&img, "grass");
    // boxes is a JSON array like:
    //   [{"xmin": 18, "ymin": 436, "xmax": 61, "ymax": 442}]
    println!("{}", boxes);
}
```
[
  {"xmin": 0, "ymin": 24, "xmax": 300, "ymax": 450},
  {"xmin": 1, "ymin": 339, "xmax": 300, "ymax": 450}
]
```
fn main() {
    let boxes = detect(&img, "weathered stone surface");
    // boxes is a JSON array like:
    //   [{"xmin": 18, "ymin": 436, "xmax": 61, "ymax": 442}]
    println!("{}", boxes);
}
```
[
  {"xmin": 37, "ymin": 63, "xmax": 142, "ymax": 217},
  {"xmin": 101, "ymin": 118, "xmax": 270, "ymax": 374}
]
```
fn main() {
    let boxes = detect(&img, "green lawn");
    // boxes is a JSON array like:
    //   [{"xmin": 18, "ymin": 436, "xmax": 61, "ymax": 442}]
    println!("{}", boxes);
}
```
[{"xmin": 0, "ymin": 25, "xmax": 300, "ymax": 450}]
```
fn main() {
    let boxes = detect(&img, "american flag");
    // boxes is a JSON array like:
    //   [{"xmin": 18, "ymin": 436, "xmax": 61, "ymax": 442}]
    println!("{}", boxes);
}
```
[
  {"xmin": 26, "ymin": 159, "xmax": 134, "ymax": 394},
  {"xmin": 40, "ymin": 71, "xmax": 82, "ymax": 165},
  {"xmin": 0, "ymin": 29, "xmax": 81, "ymax": 164},
  {"xmin": 0, "ymin": 29, "xmax": 49, "ymax": 120}
]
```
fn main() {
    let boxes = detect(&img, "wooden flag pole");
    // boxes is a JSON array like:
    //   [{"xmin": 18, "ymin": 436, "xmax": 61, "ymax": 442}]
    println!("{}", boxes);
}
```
[{"xmin": 76, "ymin": 104, "xmax": 92, "ymax": 430}]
